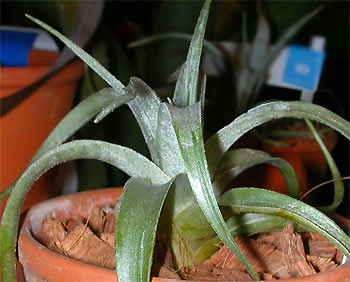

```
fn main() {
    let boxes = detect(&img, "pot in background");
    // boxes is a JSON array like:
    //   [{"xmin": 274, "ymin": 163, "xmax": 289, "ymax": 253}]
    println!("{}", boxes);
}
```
[{"xmin": 0, "ymin": 50, "xmax": 84, "ymax": 219}]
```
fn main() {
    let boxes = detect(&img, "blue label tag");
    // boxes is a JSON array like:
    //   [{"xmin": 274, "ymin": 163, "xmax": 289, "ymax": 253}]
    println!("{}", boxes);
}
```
[
  {"xmin": 282, "ymin": 45, "xmax": 325, "ymax": 90},
  {"xmin": 0, "ymin": 30, "xmax": 37, "ymax": 66}
]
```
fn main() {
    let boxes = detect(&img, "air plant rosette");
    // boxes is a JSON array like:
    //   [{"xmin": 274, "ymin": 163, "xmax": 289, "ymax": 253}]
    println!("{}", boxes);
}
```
[{"xmin": 1, "ymin": 1, "xmax": 349, "ymax": 281}]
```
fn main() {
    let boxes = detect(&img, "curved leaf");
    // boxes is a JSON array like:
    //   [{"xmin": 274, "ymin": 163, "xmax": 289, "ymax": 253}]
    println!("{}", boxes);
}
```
[
  {"xmin": 169, "ymin": 103, "xmax": 258, "ymax": 280},
  {"xmin": 205, "ymin": 101, "xmax": 350, "ymax": 177},
  {"xmin": 0, "ymin": 88, "xmax": 132, "ymax": 200},
  {"xmin": 0, "ymin": 140, "xmax": 169, "ymax": 282},
  {"xmin": 116, "ymin": 177, "xmax": 174, "ymax": 282},
  {"xmin": 213, "ymin": 149, "xmax": 299, "ymax": 198},
  {"xmin": 219, "ymin": 188, "xmax": 350, "ymax": 258},
  {"xmin": 305, "ymin": 119, "xmax": 343, "ymax": 213}
]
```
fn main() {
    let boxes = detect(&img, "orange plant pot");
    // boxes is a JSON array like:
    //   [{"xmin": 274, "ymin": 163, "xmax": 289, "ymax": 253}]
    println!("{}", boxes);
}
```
[
  {"xmin": 258, "ymin": 130, "xmax": 338, "ymax": 196},
  {"xmin": 18, "ymin": 187, "xmax": 350, "ymax": 282},
  {"xmin": 0, "ymin": 50, "xmax": 84, "ymax": 219}
]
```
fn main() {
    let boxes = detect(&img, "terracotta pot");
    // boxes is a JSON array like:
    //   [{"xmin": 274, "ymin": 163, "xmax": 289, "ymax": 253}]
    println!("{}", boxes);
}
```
[
  {"xmin": 229, "ymin": 129, "xmax": 338, "ymax": 197},
  {"xmin": 0, "ymin": 50, "xmax": 84, "ymax": 219},
  {"xmin": 258, "ymin": 129, "xmax": 338, "ymax": 196},
  {"xmin": 18, "ymin": 187, "xmax": 349, "ymax": 281}
]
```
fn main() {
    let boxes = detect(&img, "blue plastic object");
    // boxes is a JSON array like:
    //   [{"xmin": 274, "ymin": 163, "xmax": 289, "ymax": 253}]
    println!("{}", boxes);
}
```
[
  {"xmin": 283, "ymin": 45, "xmax": 325, "ymax": 90},
  {"xmin": 0, "ymin": 29, "xmax": 37, "ymax": 66}
]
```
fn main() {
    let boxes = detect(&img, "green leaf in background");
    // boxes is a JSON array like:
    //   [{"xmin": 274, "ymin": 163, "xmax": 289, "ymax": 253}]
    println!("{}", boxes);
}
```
[
  {"xmin": 305, "ymin": 119, "xmax": 344, "ymax": 214},
  {"xmin": 213, "ymin": 148, "xmax": 299, "ymax": 198},
  {"xmin": 116, "ymin": 177, "xmax": 174, "ymax": 282},
  {"xmin": 220, "ymin": 188, "xmax": 350, "ymax": 258},
  {"xmin": 206, "ymin": 101, "xmax": 350, "ymax": 178},
  {"xmin": 55, "ymin": 0, "xmax": 79, "ymax": 35},
  {"xmin": 249, "ymin": 6, "xmax": 270, "ymax": 72},
  {"xmin": 264, "ymin": 5, "xmax": 323, "ymax": 69}
]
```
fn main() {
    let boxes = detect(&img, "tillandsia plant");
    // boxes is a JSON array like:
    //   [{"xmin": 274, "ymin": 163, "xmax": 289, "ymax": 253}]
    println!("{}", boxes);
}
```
[{"xmin": 1, "ymin": 1, "xmax": 350, "ymax": 282}]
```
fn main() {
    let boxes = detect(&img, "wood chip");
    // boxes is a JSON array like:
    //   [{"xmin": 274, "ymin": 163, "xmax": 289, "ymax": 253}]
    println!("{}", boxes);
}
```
[
  {"xmin": 280, "ymin": 223, "xmax": 316, "ymax": 278},
  {"xmin": 182, "ymin": 264, "xmax": 252, "ymax": 281},
  {"xmin": 61, "ymin": 224, "xmax": 115, "ymax": 269},
  {"xmin": 89, "ymin": 206, "xmax": 104, "ymax": 234},
  {"xmin": 204, "ymin": 238, "xmax": 280, "ymax": 274},
  {"xmin": 103, "ymin": 212, "xmax": 116, "ymax": 233},
  {"xmin": 307, "ymin": 239, "xmax": 337, "ymax": 259},
  {"xmin": 100, "ymin": 232, "xmax": 115, "ymax": 248},
  {"xmin": 257, "ymin": 231, "xmax": 282, "ymax": 249},
  {"xmin": 157, "ymin": 265, "xmax": 181, "ymax": 279},
  {"xmin": 307, "ymin": 255, "xmax": 337, "ymax": 272}
]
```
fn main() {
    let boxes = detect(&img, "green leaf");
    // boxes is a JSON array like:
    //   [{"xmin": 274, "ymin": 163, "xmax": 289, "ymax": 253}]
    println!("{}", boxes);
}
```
[
  {"xmin": 173, "ymin": 0, "xmax": 211, "ymax": 107},
  {"xmin": 249, "ymin": 9, "xmax": 270, "ymax": 72},
  {"xmin": 305, "ymin": 119, "xmax": 344, "ymax": 213},
  {"xmin": 169, "ymin": 102, "xmax": 258, "ymax": 280},
  {"xmin": 116, "ymin": 177, "xmax": 174, "ymax": 282},
  {"xmin": 0, "ymin": 88, "xmax": 132, "ymax": 200},
  {"xmin": 26, "ymin": 14, "xmax": 123, "ymax": 91},
  {"xmin": 0, "ymin": 140, "xmax": 169, "ymax": 282},
  {"xmin": 264, "ymin": 6, "xmax": 323, "ymax": 69},
  {"xmin": 124, "ymin": 77, "xmax": 162, "ymax": 162},
  {"xmin": 155, "ymin": 103, "xmax": 185, "ymax": 175},
  {"xmin": 219, "ymin": 188, "xmax": 350, "ymax": 258},
  {"xmin": 205, "ymin": 101, "xmax": 350, "ymax": 178},
  {"xmin": 213, "ymin": 149, "xmax": 299, "ymax": 198}
]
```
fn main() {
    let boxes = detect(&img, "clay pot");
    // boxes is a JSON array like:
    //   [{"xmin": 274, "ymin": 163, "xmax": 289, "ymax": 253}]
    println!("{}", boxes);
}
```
[
  {"xmin": 229, "ymin": 128, "xmax": 338, "ymax": 197},
  {"xmin": 0, "ymin": 50, "xmax": 84, "ymax": 219},
  {"xmin": 258, "ymin": 128, "xmax": 338, "ymax": 196},
  {"xmin": 18, "ymin": 187, "xmax": 349, "ymax": 282}
]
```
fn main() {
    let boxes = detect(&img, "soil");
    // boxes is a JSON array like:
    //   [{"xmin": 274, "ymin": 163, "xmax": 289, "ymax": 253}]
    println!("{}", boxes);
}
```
[{"xmin": 39, "ymin": 204, "xmax": 344, "ymax": 281}]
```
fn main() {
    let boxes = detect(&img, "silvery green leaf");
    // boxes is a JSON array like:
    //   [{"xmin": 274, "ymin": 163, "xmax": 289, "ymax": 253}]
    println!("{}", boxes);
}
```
[
  {"xmin": 155, "ymin": 103, "xmax": 185, "ymax": 175},
  {"xmin": 116, "ymin": 177, "xmax": 174, "ymax": 282},
  {"xmin": 124, "ymin": 77, "xmax": 162, "ymax": 162},
  {"xmin": 220, "ymin": 188, "xmax": 350, "ymax": 259},
  {"xmin": 205, "ymin": 101, "xmax": 350, "ymax": 178},
  {"xmin": 0, "ymin": 140, "xmax": 169, "ymax": 282},
  {"xmin": 213, "ymin": 149, "xmax": 298, "ymax": 198},
  {"xmin": 173, "ymin": 0, "xmax": 211, "ymax": 107},
  {"xmin": 198, "ymin": 70, "xmax": 207, "ymax": 115},
  {"xmin": 169, "ymin": 102, "xmax": 258, "ymax": 280},
  {"xmin": 26, "ymin": 14, "xmax": 124, "ymax": 91}
]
